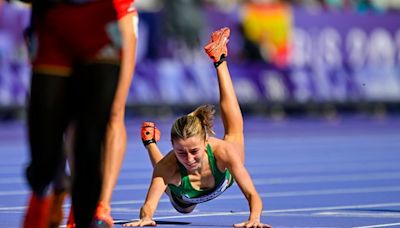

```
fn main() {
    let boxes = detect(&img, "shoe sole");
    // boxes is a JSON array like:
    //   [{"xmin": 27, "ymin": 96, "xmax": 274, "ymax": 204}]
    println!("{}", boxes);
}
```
[{"xmin": 206, "ymin": 28, "xmax": 230, "ymax": 61}]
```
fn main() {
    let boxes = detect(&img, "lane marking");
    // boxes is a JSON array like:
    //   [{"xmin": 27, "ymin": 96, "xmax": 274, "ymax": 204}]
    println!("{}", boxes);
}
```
[
  {"xmin": 108, "ymin": 186, "xmax": 400, "ymax": 206},
  {"xmin": 1, "ymin": 185, "xmax": 400, "ymax": 206},
  {"xmin": 353, "ymin": 223, "xmax": 400, "ymax": 228},
  {"xmin": 111, "ymin": 202, "xmax": 400, "ymax": 223},
  {"xmin": 252, "ymin": 172, "xmax": 400, "ymax": 185},
  {"xmin": 0, "ymin": 190, "xmax": 28, "ymax": 196},
  {"xmin": 5, "ymin": 171, "xmax": 400, "ymax": 192},
  {"xmin": 315, "ymin": 211, "xmax": 400, "ymax": 218}
]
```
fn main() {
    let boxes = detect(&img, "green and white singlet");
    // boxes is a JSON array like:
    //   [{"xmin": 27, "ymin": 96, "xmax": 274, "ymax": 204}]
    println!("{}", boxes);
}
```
[{"xmin": 168, "ymin": 144, "xmax": 234, "ymax": 204}]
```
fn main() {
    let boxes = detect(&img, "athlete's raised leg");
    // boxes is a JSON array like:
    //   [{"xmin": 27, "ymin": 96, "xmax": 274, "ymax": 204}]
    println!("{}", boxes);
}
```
[{"xmin": 204, "ymin": 28, "xmax": 244, "ymax": 160}]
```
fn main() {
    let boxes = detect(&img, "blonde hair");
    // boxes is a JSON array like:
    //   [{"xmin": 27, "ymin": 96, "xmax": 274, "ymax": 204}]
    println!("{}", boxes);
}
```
[{"xmin": 171, "ymin": 105, "xmax": 216, "ymax": 142}]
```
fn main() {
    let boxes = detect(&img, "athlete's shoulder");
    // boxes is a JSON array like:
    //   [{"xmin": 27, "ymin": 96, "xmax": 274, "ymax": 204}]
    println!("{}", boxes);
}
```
[
  {"xmin": 208, "ymin": 138, "xmax": 234, "ymax": 171},
  {"xmin": 208, "ymin": 137, "xmax": 232, "ymax": 157},
  {"xmin": 113, "ymin": 0, "xmax": 137, "ymax": 19}
]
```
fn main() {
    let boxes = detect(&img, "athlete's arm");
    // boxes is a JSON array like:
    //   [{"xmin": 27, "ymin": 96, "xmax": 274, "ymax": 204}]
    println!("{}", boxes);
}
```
[
  {"xmin": 123, "ymin": 163, "xmax": 170, "ymax": 227},
  {"xmin": 111, "ymin": 10, "xmax": 138, "ymax": 120},
  {"xmin": 223, "ymin": 145, "xmax": 271, "ymax": 228}
]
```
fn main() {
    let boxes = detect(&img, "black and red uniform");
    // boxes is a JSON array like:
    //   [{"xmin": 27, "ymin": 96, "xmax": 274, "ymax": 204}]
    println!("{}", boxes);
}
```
[
  {"xmin": 26, "ymin": 1, "xmax": 135, "ymax": 227},
  {"xmin": 31, "ymin": 0, "xmax": 136, "ymax": 72}
]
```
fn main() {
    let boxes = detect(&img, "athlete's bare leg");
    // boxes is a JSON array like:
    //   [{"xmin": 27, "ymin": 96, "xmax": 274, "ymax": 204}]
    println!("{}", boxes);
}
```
[
  {"xmin": 99, "ymin": 117, "xmax": 127, "ymax": 205},
  {"xmin": 205, "ymin": 28, "xmax": 244, "ymax": 161},
  {"xmin": 99, "ymin": 11, "xmax": 139, "ymax": 207},
  {"xmin": 216, "ymin": 62, "xmax": 244, "ymax": 147}
]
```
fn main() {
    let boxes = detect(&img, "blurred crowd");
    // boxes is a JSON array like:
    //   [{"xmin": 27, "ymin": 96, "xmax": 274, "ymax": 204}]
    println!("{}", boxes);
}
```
[
  {"xmin": 135, "ymin": 0, "xmax": 400, "ymax": 13},
  {"xmin": 1, "ymin": 0, "xmax": 400, "ymax": 109},
  {"xmin": 0, "ymin": 0, "xmax": 30, "ymax": 106},
  {"xmin": 290, "ymin": 0, "xmax": 400, "ymax": 12}
]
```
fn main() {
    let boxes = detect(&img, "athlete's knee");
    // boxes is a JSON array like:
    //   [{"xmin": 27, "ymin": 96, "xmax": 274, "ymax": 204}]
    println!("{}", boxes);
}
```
[
  {"xmin": 109, "ymin": 107, "xmax": 124, "ymax": 124},
  {"xmin": 223, "ymin": 134, "xmax": 244, "ymax": 146},
  {"xmin": 26, "ymin": 161, "xmax": 60, "ymax": 194}
]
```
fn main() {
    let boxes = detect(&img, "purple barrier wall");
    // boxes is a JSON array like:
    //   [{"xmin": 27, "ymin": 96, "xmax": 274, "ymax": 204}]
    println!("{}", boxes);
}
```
[
  {"xmin": 290, "ymin": 8, "xmax": 400, "ymax": 103},
  {"xmin": 1, "ymin": 5, "xmax": 399, "ymax": 107},
  {"xmin": 0, "ymin": 2, "xmax": 31, "ymax": 107},
  {"xmin": 130, "ymin": 7, "xmax": 400, "ymax": 105}
]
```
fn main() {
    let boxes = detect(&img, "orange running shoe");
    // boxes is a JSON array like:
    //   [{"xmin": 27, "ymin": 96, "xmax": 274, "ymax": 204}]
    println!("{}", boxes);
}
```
[
  {"xmin": 49, "ymin": 190, "xmax": 68, "ymax": 228},
  {"xmin": 92, "ymin": 202, "xmax": 114, "ymax": 228},
  {"xmin": 141, "ymin": 122, "xmax": 160, "ymax": 146},
  {"xmin": 23, "ymin": 193, "xmax": 51, "ymax": 228},
  {"xmin": 66, "ymin": 207, "xmax": 75, "ymax": 228},
  {"xmin": 204, "ymin": 27, "xmax": 230, "ymax": 63}
]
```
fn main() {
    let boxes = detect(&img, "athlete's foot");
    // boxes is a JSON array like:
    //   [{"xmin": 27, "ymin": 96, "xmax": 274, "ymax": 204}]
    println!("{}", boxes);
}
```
[
  {"xmin": 49, "ymin": 190, "xmax": 68, "ymax": 228},
  {"xmin": 92, "ymin": 201, "xmax": 114, "ymax": 228},
  {"xmin": 66, "ymin": 207, "xmax": 75, "ymax": 228},
  {"xmin": 204, "ymin": 27, "xmax": 230, "ymax": 63},
  {"xmin": 23, "ymin": 193, "xmax": 52, "ymax": 228}
]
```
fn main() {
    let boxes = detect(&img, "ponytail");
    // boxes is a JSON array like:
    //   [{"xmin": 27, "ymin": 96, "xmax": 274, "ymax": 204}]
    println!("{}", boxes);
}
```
[{"xmin": 171, "ymin": 105, "xmax": 216, "ymax": 142}]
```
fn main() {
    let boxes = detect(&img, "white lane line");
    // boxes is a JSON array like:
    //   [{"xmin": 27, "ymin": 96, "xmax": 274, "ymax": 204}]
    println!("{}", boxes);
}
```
[
  {"xmin": 353, "ymin": 222, "xmax": 400, "ymax": 228},
  {"xmin": 1, "ymin": 185, "xmax": 400, "ymax": 204},
  {"xmin": 259, "ymin": 186, "xmax": 400, "ymax": 198},
  {"xmin": 112, "ymin": 202, "xmax": 400, "ymax": 223},
  {"xmin": 53, "ymin": 172, "xmax": 400, "ymax": 192},
  {"xmin": 315, "ymin": 211, "xmax": 400, "ymax": 218},
  {"xmin": 108, "ymin": 186, "xmax": 400, "ymax": 206},
  {"xmin": 0, "ymin": 172, "xmax": 152, "ymax": 185},
  {"xmin": 0, "ymin": 206, "xmax": 26, "ymax": 211},
  {"xmin": 0, "ymin": 190, "xmax": 28, "ymax": 196},
  {"xmin": 252, "ymin": 172, "xmax": 400, "ymax": 185},
  {"xmin": 3, "ymin": 171, "xmax": 400, "ymax": 189},
  {"xmin": 266, "ymin": 203, "xmax": 400, "ymax": 214}
]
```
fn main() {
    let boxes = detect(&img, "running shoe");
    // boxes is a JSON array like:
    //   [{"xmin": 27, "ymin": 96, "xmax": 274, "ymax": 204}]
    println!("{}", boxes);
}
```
[
  {"xmin": 49, "ymin": 190, "xmax": 68, "ymax": 228},
  {"xmin": 92, "ymin": 202, "xmax": 114, "ymax": 228},
  {"xmin": 204, "ymin": 27, "xmax": 230, "ymax": 62},
  {"xmin": 66, "ymin": 207, "xmax": 75, "ymax": 228},
  {"xmin": 23, "ymin": 193, "xmax": 51, "ymax": 228}
]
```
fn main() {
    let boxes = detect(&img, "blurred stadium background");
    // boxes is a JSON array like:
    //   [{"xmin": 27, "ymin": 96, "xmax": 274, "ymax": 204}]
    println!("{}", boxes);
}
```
[
  {"xmin": 1, "ymin": 0, "xmax": 400, "ymax": 118},
  {"xmin": 1, "ymin": 1, "xmax": 400, "ymax": 227}
]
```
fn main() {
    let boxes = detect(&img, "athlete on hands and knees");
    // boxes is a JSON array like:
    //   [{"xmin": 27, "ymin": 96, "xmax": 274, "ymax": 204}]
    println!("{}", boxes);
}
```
[
  {"xmin": 23, "ymin": 0, "xmax": 138, "ymax": 227},
  {"xmin": 123, "ymin": 27, "xmax": 271, "ymax": 228}
]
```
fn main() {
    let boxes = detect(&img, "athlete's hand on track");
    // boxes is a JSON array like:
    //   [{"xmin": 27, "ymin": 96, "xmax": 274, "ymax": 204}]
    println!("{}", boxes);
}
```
[
  {"xmin": 123, "ymin": 218, "xmax": 156, "ymax": 227},
  {"xmin": 233, "ymin": 219, "xmax": 272, "ymax": 228}
]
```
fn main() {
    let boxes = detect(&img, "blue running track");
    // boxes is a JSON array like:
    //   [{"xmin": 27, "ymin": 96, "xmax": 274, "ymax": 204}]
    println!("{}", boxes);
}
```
[{"xmin": 1, "ymin": 115, "xmax": 400, "ymax": 227}]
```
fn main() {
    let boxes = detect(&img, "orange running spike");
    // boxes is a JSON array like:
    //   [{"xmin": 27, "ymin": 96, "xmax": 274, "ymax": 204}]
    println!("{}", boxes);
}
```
[
  {"xmin": 23, "ymin": 193, "xmax": 52, "ymax": 228},
  {"xmin": 204, "ymin": 27, "xmax": 230, "ymax": 63}
]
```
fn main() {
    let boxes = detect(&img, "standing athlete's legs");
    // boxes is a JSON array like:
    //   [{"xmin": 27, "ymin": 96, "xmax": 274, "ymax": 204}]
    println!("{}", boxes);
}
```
[
  {"xmin": 97, "ymin": 11, "xmax": 139, "ymax": 222},
  {"xmin": 24, "ymin": 73, "xmax": 72, "ymax": 228},
  {"xmin": 71, "ymin": 63, "xmax": 119, "ymax": 228},
  {"xmin": 95, "ymin": 113, "xmax": 127, "ymax": 224},
  {"xmin": 204, "ymin": 28, "xmax": 244, "ymax": 161},
  {"xmin": 49, "ymin": 152, "xmax": 69, "ymax": 228}
]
